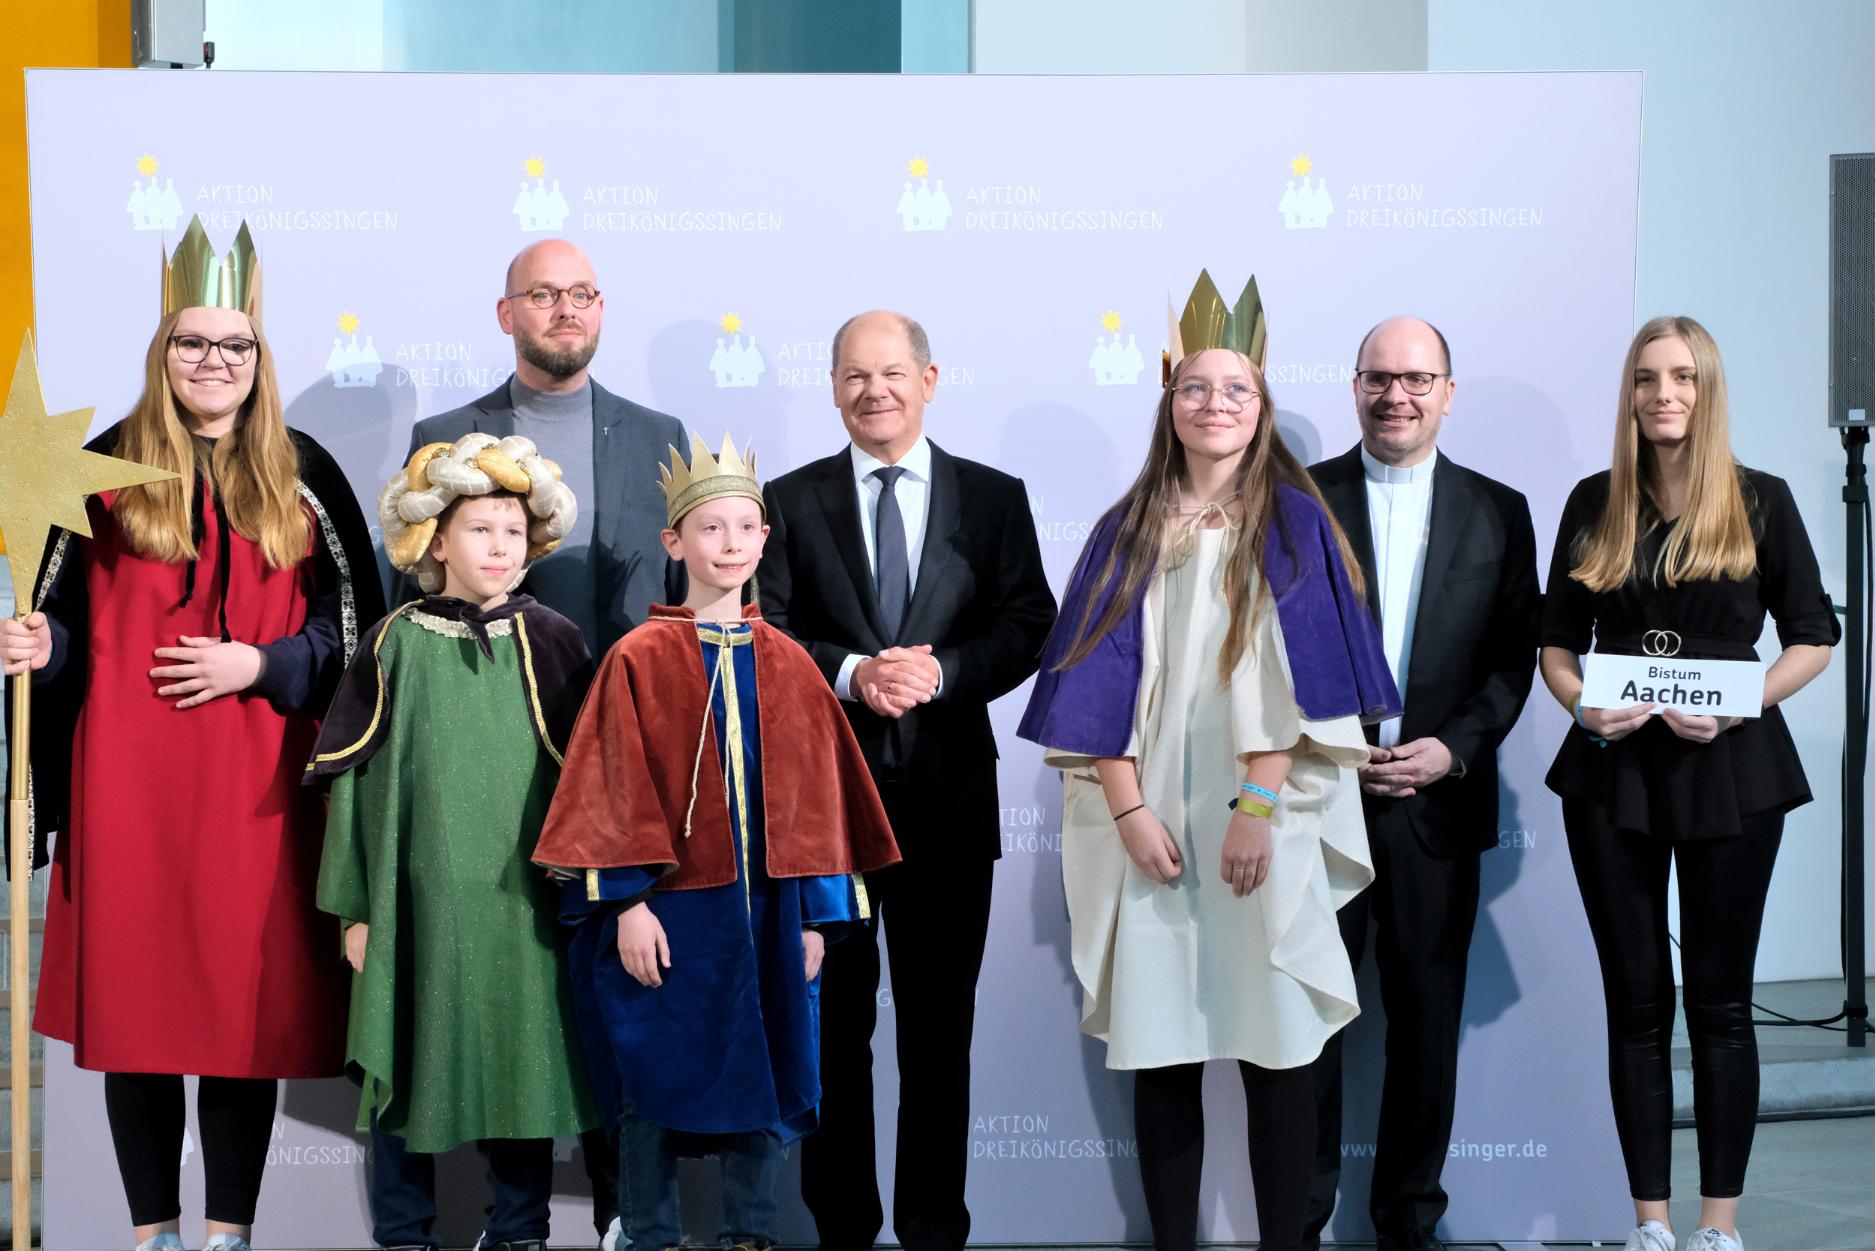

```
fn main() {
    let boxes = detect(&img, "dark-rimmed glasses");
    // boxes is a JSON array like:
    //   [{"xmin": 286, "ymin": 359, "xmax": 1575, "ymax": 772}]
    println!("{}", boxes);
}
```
[
  {"xmin": 504, "ymin": 284, "xmax": 600, "ymax": 310},
  {"xmin": 1355, "ymin": 369, "xmax": 1449, "ymax": 396},
  {"xmin": 169, "ymin": 334, "xmax": 258, "ymax": 366}
]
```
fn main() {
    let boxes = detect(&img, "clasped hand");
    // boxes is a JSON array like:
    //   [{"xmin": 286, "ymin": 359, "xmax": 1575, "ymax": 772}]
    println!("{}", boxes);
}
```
[
  {"xmin": 856, "ymin": 644, "xmax": 940, "ymax": 718},
  {"xmin": 151, "ymin": 635, "xmax": 263, "ymax": 709},
  {"xmin": 1359, "ymin": 736, "xmax": 1454, "ymax": 798},
  {"xmin": 1579, "ymin": 701, "xmax": 1739, "ymax": 744}
]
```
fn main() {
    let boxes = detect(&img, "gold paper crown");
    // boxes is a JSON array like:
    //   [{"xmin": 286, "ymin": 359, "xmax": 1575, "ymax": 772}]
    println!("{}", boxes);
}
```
[
  {"xmin": 161, "ymin": 215, "xmax": 262, "ymax": 319},
  {"xmin": 1165, "ymin": 269, "xmax": 1267, "ymax": 379},
  {"xmin": 658, "ymin": 432, "xmax": 762, "ymax": 528}
]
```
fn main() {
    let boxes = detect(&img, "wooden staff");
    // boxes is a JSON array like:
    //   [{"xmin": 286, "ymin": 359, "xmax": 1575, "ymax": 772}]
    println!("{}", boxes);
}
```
[{"xmin": 1, "ymin": 331, "xmax": 176, "ymax": 1248}]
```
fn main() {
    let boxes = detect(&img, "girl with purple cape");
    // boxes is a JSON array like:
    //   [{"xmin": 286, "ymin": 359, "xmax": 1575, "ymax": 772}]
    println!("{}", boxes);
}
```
[{"xmin": 1018, "ymin": 346, "xmax": 1399, "ymax": 1251}]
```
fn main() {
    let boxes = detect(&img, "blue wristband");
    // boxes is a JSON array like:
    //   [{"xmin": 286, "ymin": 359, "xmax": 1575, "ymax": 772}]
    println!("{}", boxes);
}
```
[{"xmin": 1239, "ymin": 781, "xmax": 1279, "ymax": 805}]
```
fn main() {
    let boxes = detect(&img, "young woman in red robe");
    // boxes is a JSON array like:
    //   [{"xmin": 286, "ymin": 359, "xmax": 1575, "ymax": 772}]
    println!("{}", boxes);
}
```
[{"xmin": 0, "ymin": 218, "xmax": 383, "ymax": 1251}]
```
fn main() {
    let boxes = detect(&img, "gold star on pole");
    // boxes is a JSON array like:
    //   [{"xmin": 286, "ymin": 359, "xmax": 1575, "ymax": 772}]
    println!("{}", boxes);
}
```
[{"xmin": 0, "ymin": 331, "xmax": 177, "ymax": 610}]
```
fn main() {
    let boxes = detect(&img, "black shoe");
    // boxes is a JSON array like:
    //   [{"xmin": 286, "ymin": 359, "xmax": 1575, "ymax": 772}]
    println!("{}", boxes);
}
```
[
  {"xmin": 481, "ymin": 1242, "xmax": 547, "ymax": 1251},
  {"xmin": 1378, "ymin": 1229, "xmax": 1447, "ymax": 1251}
]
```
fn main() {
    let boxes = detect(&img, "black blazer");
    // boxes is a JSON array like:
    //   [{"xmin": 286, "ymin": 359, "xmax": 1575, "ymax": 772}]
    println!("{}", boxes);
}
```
[
  {"xmin": 403, "ymin": 378, "xmax": 685, "ymax": 654},
  {"xmin": 760, "ymin": 441, "xmax": 1057, "ymax": 861},
  {"xmin": 1310, "ymin": 445, "xmax": 1540, "ymax": 856}
]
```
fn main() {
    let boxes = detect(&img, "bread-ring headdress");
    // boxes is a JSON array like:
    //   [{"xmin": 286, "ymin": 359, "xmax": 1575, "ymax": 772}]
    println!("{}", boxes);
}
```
[{"xmin": 378, "ymin": 433, "xmax": 577, "ymax": 593}]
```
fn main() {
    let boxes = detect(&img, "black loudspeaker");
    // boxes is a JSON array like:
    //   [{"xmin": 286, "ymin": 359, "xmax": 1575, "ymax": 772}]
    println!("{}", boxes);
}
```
[{"xmin": 1831, "ymin": 153, "xmax": 1875, "ymax": 428}]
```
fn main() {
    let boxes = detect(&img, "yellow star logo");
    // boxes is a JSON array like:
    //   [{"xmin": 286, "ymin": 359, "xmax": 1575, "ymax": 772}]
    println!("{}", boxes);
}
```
[
  {"xmin": 136, "ymin": 154, "xmax": 159, "ymax": 177},
  {"xmin": 908, "ymin": 156, "xmax": 930, "ymax": 178},
  {"xmin": 1101, "ymin": 311, "xmax": 1122, "ymax": 333},
  {"xmin": 719, "ymin": 313, "xmax": 743, "ymax": 334},
  {"xmin": 337, "ymin": 312, "xmax": 360, "ymax": 335},
  {"xmin": 524, "ymin": 156, "xmax": 546, "ymax": 179},
  {"xmin": 0, "ymin": 333, "xmax": 177, "ymax": 608},
  {"xmin": 1291, "ymin": 155, "xmax": 1312, "ymax": 176}
]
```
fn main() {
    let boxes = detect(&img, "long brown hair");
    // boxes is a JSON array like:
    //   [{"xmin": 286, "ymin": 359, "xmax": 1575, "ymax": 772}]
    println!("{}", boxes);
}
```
[
  {"xmin": 1056, "ymin": 350, "xmax": 1365, "ymax": 683},
  {"xmin": 113, "ymin": 309, "xmax": 310, "ymax": 569},
  {"xmin": 1570, "ymin": 316, "xmax": 1755, "ymax": 591}
]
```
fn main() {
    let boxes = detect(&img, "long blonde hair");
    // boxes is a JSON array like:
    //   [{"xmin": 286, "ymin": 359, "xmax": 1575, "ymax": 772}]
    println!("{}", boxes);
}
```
[
  {"xmin": 1056, "ymin": 351, "xmax": 1364, "ymax": 683},
  {"xmin": 1570, "ymin": 316, "xmax": 1755, "ymax": 591},
  {"xmin": 112, "ymin": 309, "xmax": 310, "ymax": 569}
]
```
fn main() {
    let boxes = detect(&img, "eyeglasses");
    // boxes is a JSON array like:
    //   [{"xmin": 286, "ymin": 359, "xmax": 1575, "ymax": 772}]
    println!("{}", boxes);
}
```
[
  {"xmin": 1355, "ymin": 369, "xmax": 1449, "ymax": 396},
  {"xmin": 169, "ymin": 334, "xmax": 258, "ymax": 366},
  {"xmin": 1173, "ymin": 381, "xmax": 1260, "ymax": 410},
  {"xmin": 503, "ymin": 284, "xmax": 600, "ymax": 310}
]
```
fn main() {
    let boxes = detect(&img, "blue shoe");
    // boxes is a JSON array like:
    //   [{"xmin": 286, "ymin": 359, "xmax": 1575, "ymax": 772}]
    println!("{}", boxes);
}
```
[{"xmin": 134, "ymin": 1235, "xmax": 186, "ymax": 1251}]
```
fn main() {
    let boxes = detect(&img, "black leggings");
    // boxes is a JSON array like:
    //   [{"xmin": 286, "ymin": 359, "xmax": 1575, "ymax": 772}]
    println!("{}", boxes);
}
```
[
  {"xmin": 1563, "ymin": 801, "xmax": 1782, "ymax": 1201},
  {"xmin": 1134, "ymin": 1059, "xmax": 1315, "ymax": 1251},
  {"xmin": 103, "ymin": 1072, "xmax": 278, "ymax": 1227}
]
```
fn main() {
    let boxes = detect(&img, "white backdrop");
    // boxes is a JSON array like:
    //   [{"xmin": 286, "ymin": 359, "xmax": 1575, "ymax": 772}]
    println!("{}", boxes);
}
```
[{"xmin": 26, "ymin": 68, "xmax": 1642, "ymax": 1246}]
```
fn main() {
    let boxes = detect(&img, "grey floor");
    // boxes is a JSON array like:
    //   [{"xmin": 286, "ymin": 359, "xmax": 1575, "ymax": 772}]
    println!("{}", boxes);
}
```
[{"xmin": 965, "ymin": 1117, "xmax": 1875, "ymax": 1251}]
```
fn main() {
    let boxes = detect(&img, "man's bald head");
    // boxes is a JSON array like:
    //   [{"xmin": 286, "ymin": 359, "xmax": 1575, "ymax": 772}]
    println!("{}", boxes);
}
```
[
  {"xmin": 1355, "ymin": 315, "xmax": 1451, "ymax": 375},
  {"xmin": 504, "ymin": 239, "xmax": 594, "ymax": 296}
]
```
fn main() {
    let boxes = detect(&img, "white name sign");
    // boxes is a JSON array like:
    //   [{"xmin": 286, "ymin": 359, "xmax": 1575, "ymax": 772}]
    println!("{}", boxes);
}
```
[{"xmin": 1581, "ymin": 654, "xmax": 1764, "ymax": 718}]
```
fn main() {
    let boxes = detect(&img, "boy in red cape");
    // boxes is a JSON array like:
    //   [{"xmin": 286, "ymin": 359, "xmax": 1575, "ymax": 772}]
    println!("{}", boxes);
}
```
[{"xmin": 534, "ymin": 433, "xmax": 898, "ymax": 1251}]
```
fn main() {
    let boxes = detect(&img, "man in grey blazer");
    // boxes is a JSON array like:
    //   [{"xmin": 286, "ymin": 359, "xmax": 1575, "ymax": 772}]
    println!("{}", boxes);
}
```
[
  {"xmin": 395, "ymin": 239, "xmax": 684, "ymax": 1250},
  {"xmin": 403, "ymin": 238, "xmax": 685, "ymax": 656}
]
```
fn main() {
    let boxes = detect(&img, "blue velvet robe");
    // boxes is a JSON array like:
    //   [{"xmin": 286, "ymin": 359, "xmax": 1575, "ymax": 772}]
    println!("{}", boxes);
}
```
[
  {"xmin": 561, "ymin": 622, "xmax": 865, "ymax": 1140},
  {"xmin": 1018, "ymin": 484, "xmax": 1400, "ymax": 754}
]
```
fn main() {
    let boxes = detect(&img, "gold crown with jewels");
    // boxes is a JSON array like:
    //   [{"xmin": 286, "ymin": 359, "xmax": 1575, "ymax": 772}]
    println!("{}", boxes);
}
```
[
  {"xmin": 658, "ymin": 432, "xmax": 763, "ymax": 528},
  {"xmin": 1164, "ymin": 268, "xmax": 1267, "ymax": 383},
  {"xmin": 161, "ymin": 215, "xmax": 262, "ymax": 319}
]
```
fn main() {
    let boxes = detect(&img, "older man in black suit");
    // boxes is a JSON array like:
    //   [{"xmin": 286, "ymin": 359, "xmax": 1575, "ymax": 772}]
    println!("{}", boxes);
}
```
[
  {"xmin": 760, "ymin": 310, "xmax": 1057, "ymax": 1251},
  {"xmin": 1305, "ymin": 316, "xmax": 1540, "ymax": 1251}
]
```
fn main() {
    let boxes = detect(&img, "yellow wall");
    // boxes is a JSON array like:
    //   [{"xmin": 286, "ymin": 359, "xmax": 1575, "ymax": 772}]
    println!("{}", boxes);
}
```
[{"xmin": 2, "ymin": 1, "xmax": 131, "ymax": 333}]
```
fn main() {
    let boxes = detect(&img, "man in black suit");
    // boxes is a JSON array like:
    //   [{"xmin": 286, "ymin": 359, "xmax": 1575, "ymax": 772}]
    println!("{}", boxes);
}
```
[
  {"xmin": 760, "ymin": 310, "xmax": 1057, "ymax": 1251},
  {"xmin": 401, "ymin": 239, "xmax": 684, "ymax": 1251},
  {"xmin": 405, "ymin": 239, "xmax": 684, "ymax": 657},
  {"xmin": 1304, "ymin": 317, "xmax": 1540, "ymax": 1251}
]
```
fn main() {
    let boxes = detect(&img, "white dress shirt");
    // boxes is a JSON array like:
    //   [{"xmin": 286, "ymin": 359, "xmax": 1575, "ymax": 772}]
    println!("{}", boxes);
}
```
[
  {"xmin": 835, "ymin": 436, "xmax": 935, "ymax": 701},
  {"xmin": 1361, "ymin": 445, "xmax": 1437, "ymax": 748}
]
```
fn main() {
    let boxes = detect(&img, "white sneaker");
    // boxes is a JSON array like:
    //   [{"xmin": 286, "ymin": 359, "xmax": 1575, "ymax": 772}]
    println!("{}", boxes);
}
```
[
  {"xmin": 134, "ymin": 1236, "xmax": 186, "ymax": 1251},
  {"xmin": 1685, "ymin": 1228, "xmax": 1743, "ymax": 1251},
  {"xmin": 601, "ymin": 1216, "xmax": 628, "ymax": 1251},
  {"xmin": 1624, "ymin": 1220, "xmax": 1677, "ymax": 1251}
]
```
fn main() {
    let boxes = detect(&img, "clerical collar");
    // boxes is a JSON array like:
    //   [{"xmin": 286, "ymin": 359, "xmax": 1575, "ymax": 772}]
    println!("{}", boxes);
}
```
[{"xmin": 1360, "ymin": 445, "xmax": 1438, "ymax": 485}]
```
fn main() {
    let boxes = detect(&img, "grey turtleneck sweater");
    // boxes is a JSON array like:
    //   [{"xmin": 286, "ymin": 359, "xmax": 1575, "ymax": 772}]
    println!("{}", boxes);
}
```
[{"xmin": 507, "ymin": 375, "xmax": 598, "ymax": 645}]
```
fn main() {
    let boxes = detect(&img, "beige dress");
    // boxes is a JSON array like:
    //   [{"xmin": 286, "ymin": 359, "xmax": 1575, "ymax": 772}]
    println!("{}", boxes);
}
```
[{"xmin": 1046, "ymin": 527, "xmax": 1374, "ymax": 1071}]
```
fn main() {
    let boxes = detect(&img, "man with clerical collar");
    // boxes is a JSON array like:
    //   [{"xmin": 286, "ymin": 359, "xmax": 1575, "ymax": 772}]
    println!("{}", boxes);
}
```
[
  {"xmin": 1305, "ymin": 316, "xmax": 1541, "ymax": 1251},
  {"xmin": 400, "ymin": 238, "xmax": 685, "ymax": 1251}
]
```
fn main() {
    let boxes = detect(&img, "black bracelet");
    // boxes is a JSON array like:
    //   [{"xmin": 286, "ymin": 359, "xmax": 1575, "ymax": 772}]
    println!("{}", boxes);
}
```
[{"xmin": 1111, "ymin": 803, "xmax": 1146, "ymax": 823}]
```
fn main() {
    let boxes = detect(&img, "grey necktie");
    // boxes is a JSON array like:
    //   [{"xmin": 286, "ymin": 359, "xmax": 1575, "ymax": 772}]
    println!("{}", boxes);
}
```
[{"xmin": 872, "ymin": 465, "xmax": 910, "ymax": 641}]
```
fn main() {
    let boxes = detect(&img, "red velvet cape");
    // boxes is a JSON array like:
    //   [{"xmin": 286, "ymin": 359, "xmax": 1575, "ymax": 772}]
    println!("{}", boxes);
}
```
[{"xmin": 534, "ymin": 603, "xmax": 899, "ymax": 888}]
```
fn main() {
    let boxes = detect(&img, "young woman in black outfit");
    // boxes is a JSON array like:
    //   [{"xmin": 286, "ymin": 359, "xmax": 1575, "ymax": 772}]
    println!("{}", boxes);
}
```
[{"xmin": 1538, "ymin": 316, "xmax": 1837, "ymax": 1251}]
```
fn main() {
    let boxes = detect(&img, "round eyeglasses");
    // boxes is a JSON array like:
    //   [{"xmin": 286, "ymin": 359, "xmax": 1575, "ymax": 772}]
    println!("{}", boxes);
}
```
[
  {"xmin": 1173, "ymin": 381, "xmax": 1259, "ymax": 410},
  {"xmin": 504, "ymin": 284, "xmax": 600, "ymax": 310}
]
